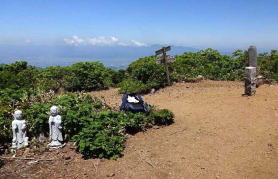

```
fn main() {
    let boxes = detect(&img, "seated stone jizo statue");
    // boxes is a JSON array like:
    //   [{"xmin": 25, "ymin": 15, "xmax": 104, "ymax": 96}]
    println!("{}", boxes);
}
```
[
  {"xmin": 48, "ymin": 106, "xmax": 64, "ymax": 148},
  {"xmin": 12, "ymin": 110, "xmax": 29, "ymax": 149}
]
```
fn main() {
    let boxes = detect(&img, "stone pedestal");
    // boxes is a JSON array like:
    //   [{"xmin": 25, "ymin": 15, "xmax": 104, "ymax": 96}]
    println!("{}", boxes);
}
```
[{"xmin": 245, "ymin": 67, "xmax": 257, "ymax": 96}]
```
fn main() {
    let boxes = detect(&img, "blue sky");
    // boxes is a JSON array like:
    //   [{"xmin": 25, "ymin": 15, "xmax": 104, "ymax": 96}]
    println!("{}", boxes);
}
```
[{"xmin": 1, "ymin": 0, "xmax": 278, "ymax": 49}]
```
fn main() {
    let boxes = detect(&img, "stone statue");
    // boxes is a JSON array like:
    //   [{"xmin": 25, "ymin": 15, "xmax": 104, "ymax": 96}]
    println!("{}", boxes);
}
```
[
  {"xmin": 48, "ymin": 106, "xmax": 63, "ymax": 148},
  {"xmin": 12, "ymin": 110, "xmax": 28, "ymax": 149}
]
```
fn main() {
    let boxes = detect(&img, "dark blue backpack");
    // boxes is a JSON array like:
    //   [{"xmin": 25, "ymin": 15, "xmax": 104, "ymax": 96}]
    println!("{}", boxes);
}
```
[{"xmin": 120, "ymin": 94, "xmax": 149, "ymax": 113}]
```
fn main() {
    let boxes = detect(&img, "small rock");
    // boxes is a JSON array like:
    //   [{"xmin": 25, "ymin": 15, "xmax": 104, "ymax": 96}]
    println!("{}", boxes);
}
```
[
  {"xmin": 106, "ymin": 173, "xmax": 115, "ymax": 177},
  {"xmin": 64, "ymin": 156, "xmax": 71, "ymax": 160},
  {"xmin": 22, "ymin": 148, "xmax": 30, "ymax": 157},
  {"xmin": 38, "ymin": 133, "xmax": 47, "ymax": 143},
  {"xmin": 150, "ymin": 88, "xmax": 156, "ymax": 94},
  {"xmin": 153, "ymin": 126, "xmax": 160, "ymax": 129},
  {"xmin": 27, "ymin": 160, "xmax": 38, "ymax": 165},
  {"xmin": 196, "ymin": 75, "xmax": 204, "ymax": 81}
]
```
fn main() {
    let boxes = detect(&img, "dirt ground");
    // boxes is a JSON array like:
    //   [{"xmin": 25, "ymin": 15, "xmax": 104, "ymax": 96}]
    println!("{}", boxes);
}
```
[{"xmin": 1, "ymin": 80, "xmax": 278, "ymax": 179}]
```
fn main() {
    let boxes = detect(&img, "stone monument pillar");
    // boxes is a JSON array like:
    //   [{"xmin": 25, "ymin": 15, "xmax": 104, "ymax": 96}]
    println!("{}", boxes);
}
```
[
  {"xmin": 244, "ymin": 46, "xmax": 257, "ymax": 96},
  {"xmin": 12, "ymin": 110, "xmax": 28, "ymax": 149},
  {"xmin": 248, "ymin": 46, "xmax": 257, "ymax": 67},
  {"xmin": 48, "ymin": 106, "xmax": 64, "ymax": 149}
]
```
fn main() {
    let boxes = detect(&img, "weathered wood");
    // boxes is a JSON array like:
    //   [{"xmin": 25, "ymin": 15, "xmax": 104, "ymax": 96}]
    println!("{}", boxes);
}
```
[
  {"xmin": 155, "ymin": 46, "xmax": 172, "ymax": 85},
  {"xmin": 155, "ymin": 46, "xmax": 171, "ymax": 55},
  {"xmin": 156, "ymin": 55, "xmax": 175, "ymax": 64},
  {"xmin": 245, "ymin": 67, "xmax": 257, "ymax": 96},
  {"xmin": 248, "ymin": 46, "xmax": 257, "ymax": 67},
  {"xmin": 163, "ymin": 52, "xmax": 171, "ymax": 84}
]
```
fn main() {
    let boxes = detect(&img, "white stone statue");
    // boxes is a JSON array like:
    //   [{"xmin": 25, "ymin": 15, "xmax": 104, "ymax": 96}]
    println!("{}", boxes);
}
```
[
  {"xmin": 48, "ymin": 106, "xmax": 63, "ymax": 148},
  {"xmin": 12, "ymin": 110, "xmax": 28, "ymax": 149}
]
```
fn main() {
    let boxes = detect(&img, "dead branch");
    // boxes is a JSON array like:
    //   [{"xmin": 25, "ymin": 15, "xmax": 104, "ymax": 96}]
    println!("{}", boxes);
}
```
[
  {"xmin": 0, "ymin": 156, "xmax": 57, "ymax": 161},
  {"xmin": 170, "ymin": 128, "xmax": 187, "ymax": 136}
]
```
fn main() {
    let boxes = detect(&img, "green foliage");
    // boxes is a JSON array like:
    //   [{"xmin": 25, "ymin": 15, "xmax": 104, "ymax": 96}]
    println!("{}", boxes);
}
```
[
  {"xmin": 73, "ymin": 109, "xmax": 174, "ymax": 159},
  {"xmin": 37, "ymin": 66, "xmax": 71, "ymax": 92},
  {"xmin": 149, "ymin": 108, "xmax": 174, "ymax": 125},
  {"xmin": 51, "ymin": 93, "xmax": 104, "ymax": 139},
  {"xmin": 0, "ymin": 106, "xmax": 13, "ymax": 144},
  {"xmin": 65, "ymin": 62, "xmax": 113, "ymax": 91},
  {"xmin": 119, "ymin": 56, "xmax": 168, "ymax": 94},
  {"xmin": 118, "ymin": 79, "xmax": 148, "ymax": 94},
  {"xmin": 258, "ymin": 50, "xmax": 278, "ymax": 82},
  {"xmin": 119, "ymin": 48, "xmax": 278, "ymax": 93},
  {"xmin": 25, "ymin": 103, "xmax": 51, "ymax": 136},
  {"xmin": 171, "ymin": 48, "xmax": 245, "ymax": 81},
  {"xmin": 109, "ymin": 69, "xmax": 127, "ymax": 86},
  {"xmin": 72, "ymin": 111, "xmax": 126, "ymax": 159}
]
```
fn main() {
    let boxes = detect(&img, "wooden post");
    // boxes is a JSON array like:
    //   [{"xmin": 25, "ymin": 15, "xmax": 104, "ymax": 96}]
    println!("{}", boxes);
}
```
[
  {"xmin": 163, "ymin": 50, "xmax": 171, "ymax": 85},
  {"xmin": 245, "ymin": 67, "xmax": 256, "ymax": 96},
  {"xmin": 155, "ymin": 46, "xmax": 172, "ymax": 85}
]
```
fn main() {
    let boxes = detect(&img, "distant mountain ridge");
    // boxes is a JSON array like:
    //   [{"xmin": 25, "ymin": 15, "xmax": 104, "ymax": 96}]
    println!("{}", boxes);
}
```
[{"xmin": 0, "ymin": 44, "xmax": 198, "ymax": 68}]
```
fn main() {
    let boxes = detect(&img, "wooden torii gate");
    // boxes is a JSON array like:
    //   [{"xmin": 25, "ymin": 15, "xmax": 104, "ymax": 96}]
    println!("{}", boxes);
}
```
[{"xmin": 155, "ymin": 46, "xmax": 176, "ymax": 85}]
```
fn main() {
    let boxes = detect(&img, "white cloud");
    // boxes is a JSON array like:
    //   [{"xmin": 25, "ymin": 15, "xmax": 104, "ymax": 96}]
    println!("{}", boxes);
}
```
[
  {"xmin": 64, "ymin": 35, "xmax": 147, "ymax": 47},
  {"xmin": 130, "ymin": 40, "xmax": 147, "ymax": 47},
  {"xmin": 64, "ymin": 35, "xmax": 85, "ymax": 46},
  {"xmin": 88, "ymin": 36, "xmax": 119, "ymax": 46}
]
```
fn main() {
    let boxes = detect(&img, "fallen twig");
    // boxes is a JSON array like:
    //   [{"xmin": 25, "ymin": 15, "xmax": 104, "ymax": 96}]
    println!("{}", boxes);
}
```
[
  {"xmin": 0, "ymin": 156, "xmax": 57, "ymax": 161},
  {"xmin": 145, "ymin": 161, "xmax": 154, "ymax": 168},
  {"xmin": 170, "ymin": 128, "xmax": 187, "ymax": 136}
]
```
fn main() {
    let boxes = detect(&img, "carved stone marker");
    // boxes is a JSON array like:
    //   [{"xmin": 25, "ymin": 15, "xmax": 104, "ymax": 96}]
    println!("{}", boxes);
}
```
[
  {"xmin": 245, "ymin": 67, "xmax": 257, "ymax": 96},
  {"xmin": 12, "ymin": 110, "xmax": 28, "ymax": 149},
  {"xmin": 248, "ymin": 46, "xmax": 257, "ymax": 67},
  {"xmin": 48, "ymin": 106, "xmax": 63, "ymax": 149}
]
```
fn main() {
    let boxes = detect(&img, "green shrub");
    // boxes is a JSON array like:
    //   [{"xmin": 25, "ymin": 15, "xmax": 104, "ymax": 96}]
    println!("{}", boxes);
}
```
[
  {"xmin": 258, "ymin": 50, "xmax": 278, "ymax": 83},
  {"xmin": 149, "ymin": 108, "xmax": 174, "ymax": 125},
  {"xmin": 65, "ymin": 62, "xmax": 113, "ymax": 91},
  {"xmin": 170, "ymin": 48, "xmax": 245, "ymax": 81},
  {"xmin": 37, "ymin": 66, "xmax": 71, "ymax": 92},
  {"xmin": 25, "ymin": 103, "xmax": 51, "ymax": 136},
  {"xmin": 73, "ymin": 109, "xmax": 174, "ymax": 159},
  {"xmin": 109, "ymin": 69, "xmax": 127, "ymax": 86},
  {"xmin": 118, "ymin": 79, "xmax": 148, "ymax": 94},
  {"xmin": 72, "ymin": 119, "xmax": 125, "ymax": 159},
  {"xmin": 0, "ymin": 107, "xmax": 13, "ymax": 144},
  {"xmin": 119, "ymin": 56, "xmax": 169, "ymax": 94}
]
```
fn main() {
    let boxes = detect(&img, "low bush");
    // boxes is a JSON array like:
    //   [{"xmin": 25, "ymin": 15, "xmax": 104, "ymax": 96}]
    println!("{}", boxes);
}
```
[
  {"xmin": 118, "ymin": 79, "xmax": 148, "ymax": 94},
  {"xmin": 119, "ymin": 56, "xmax": 169, "ymax": 94},
  {"xmin": 65, "ymin": 62, "xmax": 113, "ymax": 91},
  {"xmin": 73, "ymin": 109, "xmax": 175, "ymax": 159},
  {"xmin": 149, "ymin": 108, "xmax": 174, "ymax": 125}
]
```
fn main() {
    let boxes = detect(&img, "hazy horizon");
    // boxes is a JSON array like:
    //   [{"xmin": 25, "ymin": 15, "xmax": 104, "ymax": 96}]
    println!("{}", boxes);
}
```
[{"xmin": 1, "ymin": 0, "xmax": 278, "ymax": 66}]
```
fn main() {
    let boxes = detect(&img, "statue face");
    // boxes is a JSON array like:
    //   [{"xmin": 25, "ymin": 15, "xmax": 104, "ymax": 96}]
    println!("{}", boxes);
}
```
[
  {"xmin": 14, "ymin": 110, "xmax": 23, "ymax": 120},
  {"xmin": 50, "ymin": 106, "xmax": 58, "ymax": 116}
]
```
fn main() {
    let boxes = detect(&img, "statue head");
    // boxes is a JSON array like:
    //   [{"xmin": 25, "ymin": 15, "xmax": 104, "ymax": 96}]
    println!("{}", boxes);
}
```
[
  {"xmin": 50, "ymin": 106, "xmax": 59, "ymax": 116},
  {"xmin": 13, "ymin": 110, "xmax": 23, "ymax": 120}
]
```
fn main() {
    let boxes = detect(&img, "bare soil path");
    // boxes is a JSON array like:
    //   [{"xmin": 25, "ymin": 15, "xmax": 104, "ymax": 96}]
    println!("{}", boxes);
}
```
[{"xmin": 1, "ymin": 81, "xmax": 278, "ymax": 179}]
